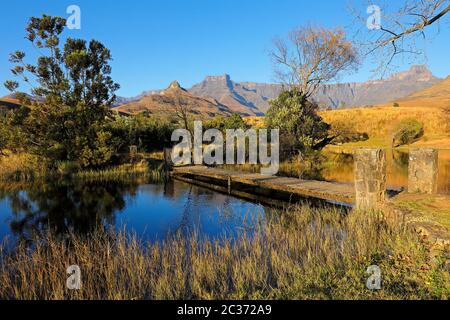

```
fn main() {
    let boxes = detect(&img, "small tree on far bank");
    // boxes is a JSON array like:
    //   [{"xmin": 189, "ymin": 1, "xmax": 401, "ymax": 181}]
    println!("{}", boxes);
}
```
[
  {"xmin": 268, "ymin": 26, "xmax": 358, "ymax": 157},
  {"xmin": 266, "ymin": 89, "xmax": 332, "ymax": 157},
  {"xmin": 4, "ymin": 15, "xmax": 120, "ymax": 168}
]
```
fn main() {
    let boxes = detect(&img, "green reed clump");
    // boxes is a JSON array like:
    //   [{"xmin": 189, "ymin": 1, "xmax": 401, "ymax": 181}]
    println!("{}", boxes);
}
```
[
  {"xmin": 0, "ymin": 204, "xmax": 448, "ymax": 300},
  {"xmin": 74, "ymin": 161, "xmax": 166, "ymax": 183},
  {"xmin": 0, "ymin": 153, "xmax": 48, "ymax": 181}
]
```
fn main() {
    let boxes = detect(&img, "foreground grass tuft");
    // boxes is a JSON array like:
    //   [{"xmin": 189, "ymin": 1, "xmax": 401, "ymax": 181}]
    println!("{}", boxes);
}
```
[{"xmin": 0, "ymin": 205, "xmax": 448, "ymax": 300}]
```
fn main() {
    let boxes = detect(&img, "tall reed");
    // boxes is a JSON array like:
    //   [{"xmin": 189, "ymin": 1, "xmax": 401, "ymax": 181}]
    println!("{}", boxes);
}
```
[{"xmin": 0, "ymin": 204, "xmax": 447, "ymax": 300}]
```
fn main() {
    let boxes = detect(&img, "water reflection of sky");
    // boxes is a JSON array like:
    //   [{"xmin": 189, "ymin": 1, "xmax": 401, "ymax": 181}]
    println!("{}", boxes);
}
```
[
  {"xmin": 116, "ymin": 182, "xmax": 266, "ymax": 241},
  {"xmin": 0, "ymin": 180, "xmax": 267, "ymax": 247}
]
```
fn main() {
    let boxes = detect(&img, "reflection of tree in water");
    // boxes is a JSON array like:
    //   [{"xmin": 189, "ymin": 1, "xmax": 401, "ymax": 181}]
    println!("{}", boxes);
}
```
[
  {"xmin": 6, "ymin": 180, "xmax": 140, "ymax": 241},
  {"xmin": 328, "ymin": 152, "xmax": 354, "ymax": 167},
  {"xmin": 391, "ymin": 150, "xmax": 409, "ymax": 173},
  {"xmin": 170, "ymin": 182, "xmax": 243, "ymax": 237},
  {"xmin": 175, "ymin": 185, "xmax": 194, "ymax": 236}
]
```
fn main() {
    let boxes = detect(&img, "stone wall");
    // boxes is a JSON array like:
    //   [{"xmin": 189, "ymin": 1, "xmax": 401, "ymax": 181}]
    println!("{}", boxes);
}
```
[
  {"xmin": 408, "ymin": 148, "xmax": 438, "ymax": 194},
  {"xmin": 164, "ymin": 148, "xmax": 174, "ymax": 167},
  {"xmin": 354, "ymin": 148, "xmax": 387, "ymax": 210}
]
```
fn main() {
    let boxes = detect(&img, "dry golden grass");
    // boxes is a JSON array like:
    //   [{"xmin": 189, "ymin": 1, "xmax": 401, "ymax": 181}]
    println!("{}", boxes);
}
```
[
  {"xmin": 243, "ymin": 116, "xmax": 265, "ymax": 128},
  {"xmin": 246, "ymin": 105, "xmax": 450, "ymax": 149},
  {"xmin": 321, "ymin": 106, "xmax": 450, "ymax": 148},
  {"xmin": 245, "ymin": 78, "xmax": 450, "ymax": 149},
  {"xmin": 0, "ymin": 205, "xmax": 448, "ymax": 300},
  {"xmin": 0, "ymin": 152, "xmax": 48, "ymax": 180}
]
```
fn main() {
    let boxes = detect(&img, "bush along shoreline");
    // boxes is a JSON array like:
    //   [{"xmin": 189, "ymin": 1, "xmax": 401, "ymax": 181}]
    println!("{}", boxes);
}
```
[{"xmin": 0, "ymin": 152, "xmax": 166, "ymax": 183}]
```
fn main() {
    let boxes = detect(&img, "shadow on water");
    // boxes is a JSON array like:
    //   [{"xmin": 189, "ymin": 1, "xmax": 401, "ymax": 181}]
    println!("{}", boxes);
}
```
[{"xmin": 0, "ymin": 179, "xmax": 140, "ymax": 242}]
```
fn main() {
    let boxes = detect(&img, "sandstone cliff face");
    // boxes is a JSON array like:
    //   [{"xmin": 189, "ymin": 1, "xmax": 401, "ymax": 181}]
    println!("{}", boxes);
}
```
[{"xmin": 189, "ymin": 75, "xmax": 265, "ymax": 116}]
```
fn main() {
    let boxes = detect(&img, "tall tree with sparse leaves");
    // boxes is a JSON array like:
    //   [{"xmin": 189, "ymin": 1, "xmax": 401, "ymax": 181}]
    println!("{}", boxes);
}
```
[{"xmin": 4, "ymin": 15, "xmax": 120, "ymax": 167}]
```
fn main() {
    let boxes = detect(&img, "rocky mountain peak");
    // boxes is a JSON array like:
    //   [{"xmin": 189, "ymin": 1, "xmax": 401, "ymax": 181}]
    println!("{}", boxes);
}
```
[
  {"xmin": 160, "ymin": 80, "xmax": 188, "ymax": 95},
  {"xmin": 168, "ymin": 80, "xmax": 182, "ymax": 89},
  {"xmin": 388, "ymin": 65, "xmax": 435, "ymax": 82},
  {"xmin": 202, "ymin": 74, "xmax": 234, "ymax": 90},
  {"xmin": 204, "ymin": 74, "xmax": 231, "ymax": 82}
]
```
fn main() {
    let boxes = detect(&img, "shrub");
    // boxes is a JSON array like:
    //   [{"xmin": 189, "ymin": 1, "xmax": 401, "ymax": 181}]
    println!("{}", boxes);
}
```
[
  {"xmin": 393, "ymin": 102, "xmax": 400, "ymax": 108},
  {"xmin": 266, "ymin": 89, "xmax": 331, "ymax": 158},
  {"xmin": 108, "ymin": 114, "xmax": 175, "ymax": 153},
  {"xmin": 55, "ymin": 161, "xmax": 81, "ymax": 176},
  {"xmin": 393, "ymin": 118, "xmax": 424, "ymax": 147},
  {"xmin": 204, "ymin": 114, "xmax": 248, "ymax": 132},
  {"xmin": 329, "ymin": 119, "xmax": 369, "ymax": 144},
  {"xmin": 0, "ymin": 153, "xmax": 48, "ymax": 180}
]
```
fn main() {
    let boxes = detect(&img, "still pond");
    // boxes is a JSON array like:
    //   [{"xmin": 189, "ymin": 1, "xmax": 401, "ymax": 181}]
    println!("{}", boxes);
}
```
[{"xmin": 0, "ymin": 149, "xmax": 448, "ymax": 247}]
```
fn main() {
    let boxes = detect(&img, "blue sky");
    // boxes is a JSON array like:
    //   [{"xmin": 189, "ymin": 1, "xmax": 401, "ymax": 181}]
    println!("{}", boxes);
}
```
[{"xmin": 1, "ymin": 0, "xmax": 449, "ymax": 97}]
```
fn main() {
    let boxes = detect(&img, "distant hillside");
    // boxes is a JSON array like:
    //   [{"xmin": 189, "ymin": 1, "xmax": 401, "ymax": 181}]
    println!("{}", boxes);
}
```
[
  {"xmin": 0, "ymin": 93, "xmax": 45, "ymax": 112},
  {"xmin": 245, "ymin": 76, "xmax": 450, "ymax": 149},
  {"xmin": 379, "ymin": 76, "xmax": 450, "ymax": 109},
  {"xmin": 187, "ymin": 65, "xmax": 440, "ymax": 114},
  {"xmin": 0, "ymin": 95, "xmax": 25, "ymax": 111},
  {"xmin": 320, "ymin": 77, "xmax": 450, "ymax": 149},
  {"xmin": 112, "ymin": 81, "xmax": 233, "ymax": 117}
]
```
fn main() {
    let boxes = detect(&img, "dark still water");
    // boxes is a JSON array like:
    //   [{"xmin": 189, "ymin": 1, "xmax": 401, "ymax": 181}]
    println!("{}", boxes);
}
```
[{"xmin": 0, "ymin": 180, "xmax": 268, "ymax": 246}]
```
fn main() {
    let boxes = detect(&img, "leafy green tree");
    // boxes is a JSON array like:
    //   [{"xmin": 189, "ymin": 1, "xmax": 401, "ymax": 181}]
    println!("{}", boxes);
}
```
[
  {"xmin": 108, "ymin": 113, "xmax": 174, "ymax": 153},
  {"xmin": 0, "ymin": 116, "xmax": 9, "ymax": 155},
  {"xmin": 4, "ymin": 15, "xmax": 120, "ymax": 168},
  {"xmin": 266, "ymin": 89, "xmax": 332, "ymax": 157},
  {"xmin": 204, "ymin": 114, "xmax": 249, "ymax": 132},
  {"xmin": 0, "ymin": 111, "xmax": 24, "ymax": 155}
]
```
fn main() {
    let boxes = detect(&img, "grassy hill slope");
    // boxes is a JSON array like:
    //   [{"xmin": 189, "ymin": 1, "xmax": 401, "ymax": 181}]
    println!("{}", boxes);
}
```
[
  {"xmin": 245, "ymin": 77, "xmax": 450, "ymax": 149},
  {"xmin": 321, "ymin": 77, "xmax": 450, "ymax": 149}
]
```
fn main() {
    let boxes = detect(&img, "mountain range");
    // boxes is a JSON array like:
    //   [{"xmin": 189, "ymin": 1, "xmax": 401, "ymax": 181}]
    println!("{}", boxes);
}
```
[
  {"xmin": 1, "ymin": 65, "xmax": 443, "ymax": 117},
  {"xmin": 114, "ymin": 65, "xmax": 441, "ymax": 116}
]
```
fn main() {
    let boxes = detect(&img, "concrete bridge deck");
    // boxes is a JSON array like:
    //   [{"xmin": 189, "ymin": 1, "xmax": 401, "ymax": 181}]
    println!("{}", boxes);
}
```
[{"xmin": 171, "ymin": 166, "xmax": 356, "ymax": 205}]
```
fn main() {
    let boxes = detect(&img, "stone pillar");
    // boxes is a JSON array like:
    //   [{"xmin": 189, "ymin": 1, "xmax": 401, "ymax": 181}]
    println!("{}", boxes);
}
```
[
  {"xmin": 354, "ymin": 148, "xmax": 387, "ymax": 210},
  {"xmin": 164, "ymin": 147, "xmax": 174, "ymax": 168},
  {"xmin": 408, "ymin": 148, "xmax": 438, "ymax": 194}
]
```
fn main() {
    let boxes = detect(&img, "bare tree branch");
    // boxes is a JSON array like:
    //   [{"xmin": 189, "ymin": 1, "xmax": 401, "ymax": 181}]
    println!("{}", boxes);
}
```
[
  {"xmin": 352, "ymin": 0, "xmax": 450, "ymax": 76},
  {"xmin": 270, "ymin": 26, "xmax": 359, "ymax": 98}
]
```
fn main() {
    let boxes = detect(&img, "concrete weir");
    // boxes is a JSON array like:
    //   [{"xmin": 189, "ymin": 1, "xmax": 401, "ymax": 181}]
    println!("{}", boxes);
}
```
[
  {"xmin": 171, "ymin": 166, "xmax": 356, "ymax": 206},
  {"xmin": 169, "ymin": 148, "xmax": 438, "ymax": 209}
]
